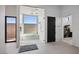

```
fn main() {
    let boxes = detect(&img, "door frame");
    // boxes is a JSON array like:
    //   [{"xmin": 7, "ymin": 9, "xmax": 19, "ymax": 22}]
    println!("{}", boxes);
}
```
[{"xmin": 5, "ymin": 16, "xmax": 17, "ymax": 43}]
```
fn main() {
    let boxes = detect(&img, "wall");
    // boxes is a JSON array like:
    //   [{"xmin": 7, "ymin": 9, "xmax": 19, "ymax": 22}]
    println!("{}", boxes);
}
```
[
  {"xmin": 62, "ymin": 5, "xmax": 79, "ymax": 47},
  {"xmin": 5, "ymin": 5, "xmax": 17, "ymax": 16},
  {"xmin": 30, "ymin": 5, "xmax": 62, "ymax": 42},
  {"xmin": 0, "ymin": 6, "xmax": 6, "ymax": 53},
  {"xmin": 31, "ymin": 5, "xmax": 60, "ymax": 16}
]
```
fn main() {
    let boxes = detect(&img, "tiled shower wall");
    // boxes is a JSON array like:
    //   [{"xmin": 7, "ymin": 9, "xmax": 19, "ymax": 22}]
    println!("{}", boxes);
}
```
[{"xmin": 20, "ymin": 6, "xmax": 45, "ymax": 45}]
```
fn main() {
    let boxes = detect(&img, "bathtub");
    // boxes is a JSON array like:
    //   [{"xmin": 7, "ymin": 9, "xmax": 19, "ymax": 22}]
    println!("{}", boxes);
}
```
[
  {"xmin": 21, "ymin": 33, "xmax": 39, "ymax": 40},
  {"xmin": 20, "ymin": 33, "xmax": 40, "ymax": 46}
]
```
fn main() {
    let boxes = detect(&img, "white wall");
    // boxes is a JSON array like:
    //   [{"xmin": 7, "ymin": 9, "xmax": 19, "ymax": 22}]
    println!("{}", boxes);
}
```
[
  {"xmin": 62, "ymin": 5, "xmax": 79, "ymax": 47},
  {"xmin": 31, "ymin": 5, "xmax": 62, "ymax": 42},
  {"xmin": 0, "ymin": 6, "xmax": 6, "ymax": 53},
  {"xmin": 31, "ymin": 5, "xmax": 60, "ymax": 16},
  {"xmin": 5, "ymin": 5, "xmax": 17, "ymax": 16}
]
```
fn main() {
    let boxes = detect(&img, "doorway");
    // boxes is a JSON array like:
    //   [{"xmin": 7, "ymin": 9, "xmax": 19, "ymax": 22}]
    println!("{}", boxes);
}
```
[
  {"xmin": 47, "ymin": 16, "xmax": 56, "ymax": 42},
  {"xmin": 5, "ymin": 16, "xmax": 17, "ymax": 43}
]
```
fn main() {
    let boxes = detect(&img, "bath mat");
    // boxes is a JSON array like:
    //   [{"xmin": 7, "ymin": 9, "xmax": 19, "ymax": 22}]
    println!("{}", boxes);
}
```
[{"xmin": 19, "ymin": 44, "xmax": 38, "ymax": 53}]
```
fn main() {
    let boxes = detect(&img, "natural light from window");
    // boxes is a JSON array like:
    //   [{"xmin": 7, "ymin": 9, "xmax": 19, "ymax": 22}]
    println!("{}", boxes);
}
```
[{"xmin": 23, "ymin": 15, "xmax": 37, "ymax": 24}]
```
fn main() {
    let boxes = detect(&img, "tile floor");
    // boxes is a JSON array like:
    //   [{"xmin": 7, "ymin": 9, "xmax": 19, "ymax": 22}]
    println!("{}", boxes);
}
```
[{"xmin": 6, "ymin": 40, "xmax": 79, "ymax": 54}]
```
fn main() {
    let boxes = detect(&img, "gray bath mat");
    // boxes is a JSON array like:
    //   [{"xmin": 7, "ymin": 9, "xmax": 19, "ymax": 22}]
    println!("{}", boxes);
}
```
[{"xmin": 19, "ymin": 44, "xmax": 38, "ymax": 53}]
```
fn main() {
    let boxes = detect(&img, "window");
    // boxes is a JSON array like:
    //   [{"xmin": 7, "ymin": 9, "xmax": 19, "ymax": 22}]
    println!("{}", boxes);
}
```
[
  {"xmin": 7, "ymin": 17, "xmax": 16, "ymax": 24},
  {"xmin": 23, "ymin": 15, "xmax": 38, "ymax": 34},
  {"xmin": 5, "ymin": 16, "xmax": 16, "ymax": 43},
  {"xmin": 23, "ymin": 15, "xmax": 38, "ymax": 24}
]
